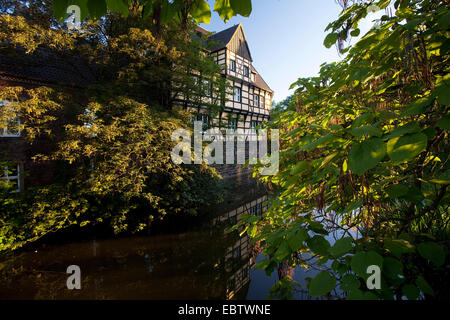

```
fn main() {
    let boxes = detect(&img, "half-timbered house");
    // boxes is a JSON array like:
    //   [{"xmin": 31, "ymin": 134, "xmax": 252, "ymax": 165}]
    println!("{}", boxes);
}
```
[{"xmin": 188, "ymin": 23, "xmax": 273, "ymax": 134}]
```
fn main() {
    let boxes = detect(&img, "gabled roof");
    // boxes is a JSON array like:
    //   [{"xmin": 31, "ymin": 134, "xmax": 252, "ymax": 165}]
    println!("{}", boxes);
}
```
[
  {"xmin": 201, "ymin": 24, "xmax": 273, "ymax": 94},
  {"xmin": 251, "ymin": 65, "xmax": 273, "ymax": 93},
  {"xmin": 195, "ymin": 25, "xmax": 211, "ymax": 36},
  {"xmin": 207, "ymin": 24, "xmax": 240, "ymax": 52},
  {"xmin": 206, "ymin": 23, "xmax": 253, "ymax": 61}
]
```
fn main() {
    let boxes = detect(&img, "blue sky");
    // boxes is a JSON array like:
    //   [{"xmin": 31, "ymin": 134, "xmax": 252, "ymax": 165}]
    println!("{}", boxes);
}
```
[{"xmin": 200, "ymin": 0, "xmax": 383, "ymax": 102}]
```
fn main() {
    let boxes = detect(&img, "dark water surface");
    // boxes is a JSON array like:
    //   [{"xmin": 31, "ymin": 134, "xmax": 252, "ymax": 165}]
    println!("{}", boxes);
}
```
[{"xmin": 0, "ymin": 175, "xmax": 336, "ymax": 300}]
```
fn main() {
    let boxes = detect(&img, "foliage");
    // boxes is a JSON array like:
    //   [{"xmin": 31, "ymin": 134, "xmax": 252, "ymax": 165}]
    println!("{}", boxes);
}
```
[
  {"xmin": 0, "ymin": 4, "xmax": 227, "ymax": 252},
  {"xmin": 51, "ymin": 0, "xmax": 252, "ymax": 26},
  {"xmin": 243, "ymin": 0, "xmax": 449, "ymax": 300}
]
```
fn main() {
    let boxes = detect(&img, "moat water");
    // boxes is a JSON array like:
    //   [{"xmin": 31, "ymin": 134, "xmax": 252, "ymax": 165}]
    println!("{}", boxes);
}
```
[{"xmin": 0, "ymin": 174, "xmax": 341, "ymax": 300}]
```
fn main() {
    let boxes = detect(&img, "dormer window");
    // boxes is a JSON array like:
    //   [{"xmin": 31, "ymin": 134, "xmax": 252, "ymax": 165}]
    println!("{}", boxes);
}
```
[
  {"xmin": 251, "ymin": 73, "xmax": 255, "ymax": 82},
  {"xmin": 230, "ymin": 60, "xmax": 236, "ymax": 72}
]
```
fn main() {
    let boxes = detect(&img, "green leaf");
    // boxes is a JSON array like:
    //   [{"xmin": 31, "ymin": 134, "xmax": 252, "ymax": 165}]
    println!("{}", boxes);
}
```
[
  {"xmin": 436, "ymin": 115, "xmax": 450, "ymax": 130},
  {"xmin": 229, "ymin": 0, "xmax": 252, "ymax": 17},
  {"xmin": 274, "ymin": 242, "xmax": 291, "ymax": 261},
  {"xmin": 329, "ymin": 237, "xmax": 353, "ymax": 257},
  {"xmin": 385, "ymin": 184, "xmax": 409, "ymax": 198},
  {"xmin": 53, "ymin": 0, "xmax": 69, "ymax": 21},
  {"xmin": 351, "ymin": 251, "xmax": 383, "ymax": 279},
  {"xmin": 308, "ymin": 221, "xmax": 328, "ymax": 235},
  {"xmin": 348, "ymin": 138, "xmax": 386, "ymax": 176},
  {"xmin": 142, "ymin": 3, "xmax": 153, "ymax": 19},
  {"xmin": 402, "ymin": 96, "xmax": 434, "ymax": 116},
  {"xmin": 324, "ymin": 33, "xmax": 339, "ymax": 48},
  {"xmin": 402, "ymin": 186, "xmax": 425, "ymax": 203},
  {"xmin": 307, "ymin": 235, "xmax": 331, "ymax": 256},
  {"xmin": 353, "ymin": 113, "xmax": 374, "ymax": 127},
  {"xmin": 384, "ymin": 239, "xmax": 415, "ymax": 258},
  {"xmin": 402, "ymin": 284, "xmax": 420, "ymax": 300},
  {"xmin": 340, "ymin": 274, "xmax": 360, "ymax": 291},
  {"xmin": 87, "ymin": 0, "xmax": 107, "ymax": 20},
  {"xmin": 435, "ymin": 84, "xmax": 450, "ymax": 105},
  {"xmin": 385, "ymin": 122, "xmax": 420, "ymax": 140},
  {"xmin": 213, "ymin": 0, "xmax": 234, "ymax": 22},
  {"xmin": 287, "ymin": 228, "xmax": 308, "ymax": 251},
  {"xmin": 346, "ymin": 289, "xmax": 378, "ymax": 300},
  {"xmin": 349, "ymin": 125, "xmax": 383, "ymax": 138},
  {"xmin": 301, "ymin": 134, "xmax": 335, "ymax": 151},
  {"xmin": 383, "ymin": 257, "xmax": 403, "ymax": 279},
  {"xmin": 309, "ymin": 271, "xmax": 336, "ymax": 297},
  {"xmin": 105, "ymin": 0, "xmax": 129, "ymax": 17},
  {"xmin": 417, "ymin": 242, "xmax": 445, "ymax": 267},
  {"xmin": 254, "ymin": 258, "xmax": 271, "ymax": 270},
  {"xmin": 387, "ymin": 133, "xmax": 428, "ymax": 164},
  {"xmin": 290, "ymin": 161, "xmax": 309, "ymax": 175},
  {"xmin": 191, "ymin": 0, "xmax": 211, "ymax": 23},
  {"xmin": 415, "ymin": 276, "xmax": 434, "ymax": 297},
  {"xmin": 247, "ymin": 224, "xmax": 257, "ymax": 237},
  {"xmin": 160, "ymin": 1, "xmax": 177, "ymax": 24},
  {"xmin": 438, "ymin": 10, "xmax": 450, "ymax": 30},
  {"xmin": 429, "ymin": 178, "xmax": 450, "ymax": 184},
  {"xmin": 350, "ymin": 29, "xmax": 361, "ymax": 37}
]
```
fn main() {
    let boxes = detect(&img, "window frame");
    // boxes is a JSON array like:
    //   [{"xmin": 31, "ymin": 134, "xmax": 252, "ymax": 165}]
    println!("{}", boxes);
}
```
[
  {"xmin": 0, "ymin": 100, "xmax": 21, "ymax": 138},
  {"xmin": 230, "ymin": 60, "xmax": 236, "ymax": 72},
  {"xmin": 202, "ymin": 79, "xmax": 213, "ymax": 97},
  {"xmin": 250, "ymin": 120, "xmax": 262, "ymax": 134},
  {"xmin": 228, "ymin": 118, "xmax": 237, "ymax": 130},
  {"xmin": 233, "ymin": 86, "xmax": 242, "ymax": 103},
  {"xmin": 253, "ymin": 94, "xmax": 260, "ymax": 107},
  {"xmin": 243, "ymin": 66, "xmax": 249, "ymax": 77},
  {"xmin": 2, "ymin": 163, "xmax": 21, "ymax": 192},
  {"xmin": 196, "ymin": 114, "xmax": 210, "ymax": 133}
]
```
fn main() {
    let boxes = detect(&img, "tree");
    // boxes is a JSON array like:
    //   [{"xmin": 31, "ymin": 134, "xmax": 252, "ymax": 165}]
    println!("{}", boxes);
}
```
[
  {"xmin": 50, "ymin": 0, "xmax": 253, "ymax": 39},
  {"xmin": 241, "ymin": 0, "xmax": 449, "ymax": 300},
  {"xmin": 0, "ymin": 2, "xmax": 227, "ymax": 252}
]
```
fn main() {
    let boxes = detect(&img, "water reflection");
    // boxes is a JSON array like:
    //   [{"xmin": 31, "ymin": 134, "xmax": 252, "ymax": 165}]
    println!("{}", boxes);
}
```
[{"xmin": 0, "ymin": 177, "xmax": 269, "ymax": 300}]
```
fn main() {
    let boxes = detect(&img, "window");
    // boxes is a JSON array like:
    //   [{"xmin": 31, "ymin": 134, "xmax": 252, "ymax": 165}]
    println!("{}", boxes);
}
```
[
  {"xmin": 261, "ymin": 96, "xmax": 265, "ymax": 108},
  {"xmin": 233, "ymin": 87, "xmax": 241, "ymax": 102},
  {"xmin": 251, "ymin": 120, "xmax": 262, "ymax": 134},
  {"xmin": 228, "ymin": 118, "xmax": 237, "ymax": 130},
  {"xmin": 191, "ymin": 74, "xmax": 199, "ymax": 85},
  {"xmin": 2, "ymin": 164, "xmax": 20, "ymax": 192},
  {"xmin": 227, "ymin": 278, "xmax": 236, "ymax": 292},
  {"xmin": 256, "ymin": 203, "xmax": 263, "ymax": 216},
  {"xmin": 250, "ymin": 203, "xmax": 262, "ymax": 216},
  {"xmin": 196, "ymin": 114, "xmax": 209, "ymax": 132},
  {"xmin": 243, "ymin": 66, "xmax": 249, "ymax": 77},
  {"xmin": 202, "ymin": 79, "xmax": 212, "ymax": 97},
  {"xmin": 228, "ymin": 214, "xmax": 237, "ymax": 227},
  {"xmin": 0, "ymin": 100, "xmax": 21, "ymax": 137},
  {"xmin": 232, "ymin": 247, "xmax": 241, "ymax": 259},
  {"xmin": 230, "ymin": 60, "xmax": 236, "ymax": 72},
  {"xmin": 253, "ymin": 94, "xmax": 260, "ymax": 107},
  {"xmin": 242, "ymin": 266, "xmax": 249, "ymax": 279}
]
